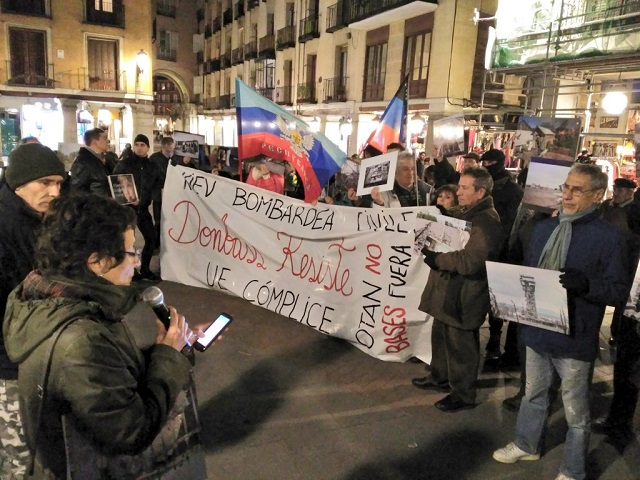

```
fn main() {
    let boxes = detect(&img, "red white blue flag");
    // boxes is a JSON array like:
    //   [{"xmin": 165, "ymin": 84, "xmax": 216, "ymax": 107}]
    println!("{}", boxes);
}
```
[
  {"xmin": 361, "ymin": 76, "xmax": 408, "ymax": 154},
  {"xmin": 235, "ymin": 78, "xmax": 347, "ymax": 203}
]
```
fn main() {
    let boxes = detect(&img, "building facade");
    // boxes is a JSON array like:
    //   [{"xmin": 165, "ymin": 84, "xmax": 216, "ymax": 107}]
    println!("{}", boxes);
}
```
[
  {"xmin": 197, "ymin": 0, "xmax": 499, "ymax": 155},
  {"xmin": 485, "ymin": 0, "xmax": 640, "ymax": 161},
  {"xmin": 0, "ymin": 0, "xmax": 154, "ymax": 159}
]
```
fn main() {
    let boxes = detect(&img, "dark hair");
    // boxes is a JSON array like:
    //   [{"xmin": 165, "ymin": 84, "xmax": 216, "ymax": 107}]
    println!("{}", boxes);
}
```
[
  {"xmin": 460, "ymin": 166, "xmax": 494, "ymax": 195},
  {"xmin": 36, "ymin": 194, "xmax": 137, "ymax": 279},
  {"xmin": 435, "ymin": 184, "xmax": 459, "ymax": 206},
  {"xmin": 161, "ymin": 137, "xmax": 174, "ymax": 146},
  {"xmin": 387, "ymin": 142, "xmax": 405, "ymax": 151},
  {"xmin": 83, "ymin": 128, "xmax": 105, "ymax": 146}
]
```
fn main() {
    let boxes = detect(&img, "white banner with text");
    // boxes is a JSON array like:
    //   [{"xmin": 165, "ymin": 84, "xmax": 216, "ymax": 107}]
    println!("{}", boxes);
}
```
[{"xmin": 161, "ymin": 166, "xmax": 436, "ymax": 362}]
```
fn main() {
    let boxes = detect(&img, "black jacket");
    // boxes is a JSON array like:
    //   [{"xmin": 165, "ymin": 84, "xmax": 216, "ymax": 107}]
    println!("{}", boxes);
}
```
[
  {"xmin": 113, "ymin": 154, "xmax": 163, "ymax": 212},
  {"xmin": 0, "ymin": 185, "xmax": 43, "ymax": 379},
  {"xmin": 69, "ymin": 147, "xmax": 116, "ymax": 197},
  {"xmin": 490, "ymin": 169, "xmax": 524, "ymax": 259}
]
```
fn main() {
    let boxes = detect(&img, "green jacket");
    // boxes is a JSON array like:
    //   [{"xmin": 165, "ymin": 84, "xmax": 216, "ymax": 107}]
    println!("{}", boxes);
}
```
[
  {"xmin": 419, "ymin": 196, "xmax": 502, "ymax": 330},
  {"xmin": 3, "ymin": 272, "xmax": 192, "ymax": 479}
]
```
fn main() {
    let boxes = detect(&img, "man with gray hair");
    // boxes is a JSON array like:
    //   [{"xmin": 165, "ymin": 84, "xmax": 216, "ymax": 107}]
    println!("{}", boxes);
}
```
[
  {"xmin": 412, "ymin": 167, "xmax": 502, "ymax": 412},
  {"xmin": 371, "ymin": 151, "xmax": 432, "ymax": 207},
  {"xmin": 493, "ymin": 164, "xmax": 628, "ymax": 480}
]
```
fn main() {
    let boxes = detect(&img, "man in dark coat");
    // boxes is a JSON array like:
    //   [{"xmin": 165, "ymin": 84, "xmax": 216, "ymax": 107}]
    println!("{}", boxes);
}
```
[
  {"xmin": 149, "ymin": 137, "xmax": 181, "ymax": 247},
  {"xmin": 113, "ymin": 134, "xmax": 163, "ymax": 280},
  {"xmin": 480, "ymin": 148, "xmax": 524, "ymax": 363},
  {"xmin": 592, "ymin": 177, "xmax": 640, "ymax": 441},
  {"xmin": 0, "ymin": 144, "xmax": 65, "ymax": 477},
  {"xmin": 493, "ymin": 164, "xmax": 628, "ymax": 480},
  {"xmin": 432, "ymin": 155, "xmax": 459, "ymax": 188},
  {"xmin": 69, "ymin": 128, "xmax": 116, "ymax": 197},
  {"xmin": 412, "ymin": 167, "xmax": 502, "ymax": 412}
]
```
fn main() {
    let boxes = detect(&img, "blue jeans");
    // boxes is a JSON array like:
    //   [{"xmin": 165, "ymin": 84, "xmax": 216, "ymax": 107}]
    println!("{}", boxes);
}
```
[{"xmin": 514, "ymin": 347, "xmax": 592, "ymax": 480}]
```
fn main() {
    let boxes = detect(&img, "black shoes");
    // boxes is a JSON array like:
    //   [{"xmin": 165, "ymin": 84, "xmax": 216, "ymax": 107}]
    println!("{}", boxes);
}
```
[
  {"xmin": 485, "ymin": 335, "xmax": 501, "ymax": 360},
  {"xmin": 435, "ymin": 394, "xmax": 476, "ymax": 412},
  {"xmin": 591, "ymin": 417, "xmax": 633, "ymax": 437},
  {"xmin": 502, "ymin": 393, "xmax": 523, "ymax": 412},
  {"xmin": 411, "ymin": 377, "xmax": 451, "ymax": 392}
]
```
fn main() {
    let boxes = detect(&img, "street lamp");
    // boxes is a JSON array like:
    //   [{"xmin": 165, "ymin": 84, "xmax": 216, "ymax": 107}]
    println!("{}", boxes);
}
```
[
  {"xmin": 602, "ymin": 91, "xmax": 627, "ymax": 115},
  {"xmin": 409, "ymin": 113, "xmax": 426, "ymax": 134},
  {"xmin": 339, "ymin": 115, "xmax": 352, "ymax": 138}
]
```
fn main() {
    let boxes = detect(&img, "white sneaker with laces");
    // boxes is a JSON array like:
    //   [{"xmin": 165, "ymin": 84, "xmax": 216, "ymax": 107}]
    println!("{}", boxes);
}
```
[
  {"xmin": 492, "ymin": 442, "xmax": 541, "ymax": 464},
  {"xmin": 555, "ymin": 474, "xmax": 576, "ymax": 480}
]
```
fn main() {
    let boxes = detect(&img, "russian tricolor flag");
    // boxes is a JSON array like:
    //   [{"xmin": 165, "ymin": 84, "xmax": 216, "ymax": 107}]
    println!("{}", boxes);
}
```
[
  {"xmin": 235, "ymin": 79, "xmax": 347, "ymax": 203},
  {"xmin": 361, "ymin": 77, "xmax": 408, "ymax": 154}
]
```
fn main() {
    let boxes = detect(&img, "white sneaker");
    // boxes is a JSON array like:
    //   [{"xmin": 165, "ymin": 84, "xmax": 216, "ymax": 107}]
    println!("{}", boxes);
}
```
[
  {"xmin": 492, "ymin": 442, "xmax": 541, "ymax": 464},
  {"xmin": 555, "ymin": 474, "xmax": 576, "ymax": 480}
]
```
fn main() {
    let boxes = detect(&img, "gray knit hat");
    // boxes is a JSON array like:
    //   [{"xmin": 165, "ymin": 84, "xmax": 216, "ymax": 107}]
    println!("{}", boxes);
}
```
[{"xmin": 6, "ymin": 143, "xmax": 66, "ymax": 190}]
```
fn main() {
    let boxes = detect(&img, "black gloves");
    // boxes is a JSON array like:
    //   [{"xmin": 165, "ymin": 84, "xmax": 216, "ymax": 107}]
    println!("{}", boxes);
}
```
[
  {"xmin": 435, "ymin": 204, "xmax": 448, "ymax": 215},
  {"xmin": 559, "ymin": 268, "xmax": 589, "ymax": 295},
  {"xmin": 421, "ymin": 246, "xmax": 440, "ymax": 270}
]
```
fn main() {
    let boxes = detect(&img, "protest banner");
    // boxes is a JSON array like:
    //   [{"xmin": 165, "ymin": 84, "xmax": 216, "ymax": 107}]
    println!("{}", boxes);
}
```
[{"xmin": 160, "ymin": 166, "xmax": 442, "ymax": 362}]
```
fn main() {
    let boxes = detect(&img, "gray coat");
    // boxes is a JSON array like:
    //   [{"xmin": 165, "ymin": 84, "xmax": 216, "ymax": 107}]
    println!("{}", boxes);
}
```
[{"xmin": 419, "ymin": 196, "xmax": 502, "ymax": 330}]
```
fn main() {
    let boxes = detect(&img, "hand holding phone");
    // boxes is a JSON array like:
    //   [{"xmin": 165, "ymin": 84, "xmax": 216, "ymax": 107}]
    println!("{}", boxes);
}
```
[{"xmin": 193, "ymin": 313, "xmax": 233, "ymax": 352}]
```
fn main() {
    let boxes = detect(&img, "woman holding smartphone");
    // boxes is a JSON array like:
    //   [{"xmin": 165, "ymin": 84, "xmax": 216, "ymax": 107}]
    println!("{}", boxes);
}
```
[{"xmin": 3, "ymin": 193, "xmax": 201, "ymax": 479}]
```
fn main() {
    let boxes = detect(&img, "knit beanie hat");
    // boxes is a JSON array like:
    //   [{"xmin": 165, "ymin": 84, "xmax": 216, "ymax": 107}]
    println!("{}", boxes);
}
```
[
  {"xmin": 134, "ymin": 134, "xmax": 150, "ymax": 148},
  {"xmin": 6, "ymin": 143, "xmax": 66, "ymax": 190}
]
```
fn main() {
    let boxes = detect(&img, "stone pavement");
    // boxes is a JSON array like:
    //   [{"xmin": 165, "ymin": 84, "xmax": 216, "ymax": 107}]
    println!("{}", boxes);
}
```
[{"xmin": 125, "ymin": 279, "xmax": 640, "ymax": 480}]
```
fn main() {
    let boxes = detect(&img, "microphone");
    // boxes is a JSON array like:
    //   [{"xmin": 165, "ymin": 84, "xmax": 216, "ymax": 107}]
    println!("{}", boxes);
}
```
[
  {"xmin": 141, "ymin": 286, "xmax": 171, "ymax": 330},
  {"xmin": 141, "ymin": 286, "xmax": 196, "ymax": 365}
]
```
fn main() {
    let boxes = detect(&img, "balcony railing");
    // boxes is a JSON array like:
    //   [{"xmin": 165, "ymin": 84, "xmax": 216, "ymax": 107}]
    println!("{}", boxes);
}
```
[
  {"xmin": 362, "ymin": 74, "xmax": 384, "ymax": 102},
  {"xmin": 323, "ymin": 76, "xmax": 348, "ymax": 103},
  {"xmin": 55, "ymin": 67, "xmax": 127, "ymax": 91},
  {"xmin": 85, "ymin": 2, "xmax": 125, "ymax": 28},
  {"xmin": 212, "ymin": 17, "xmax": 221, "ymax": 33},
  {"xmin": 219, "ymin": 94, "xmax": 231, "ymax": 109},
  {"xmin": 205, "ymin": 25, "xmax": 212, "ymax": 38},
  {"xmin": 196, "ymin": 7, "xmax": 204, "ymax": 22},
  {"xmin": 1, "ymin": 0, "xmax": 50, "ymax": 17},
  {"xmin": 276, "ymin": 25, "xmax": 296, "ymax": 50},
  {"xmin": 325, "ymin": 0, "xmax": 349, "ymax": 32},
  {"xmin": 220, "ymin": 51, "xmax": 232, "ymax": 69},
  {"xmin": 234, "ymin": 1, "xmax": 244, "ymax": 19},
  {"xmin": 5, "ymin": 61, "xmax": 54, "ymax": 87},
  {"xmin": 257, "ymin": 34, "xmax": 275, "ymax": 60},
  {"xmin": 256, "ymin": 87, "xmax": 274, "ymax": 101},
  {"xmin": 245, "ymin": 40, "xmax": 258, "ymax": 59},
  {"xmin": 348, "ymin": 0, "xmax": 436, "ymax": 25},
  {"xmin": 154, "ymin": 103, "xmax": 173, "ymax": 116},
  {"xmin": 223, "ymin": 8, "xmax": 232, "ymax": 25},
  {"xmin": 247, "ymin": 0, "xmax": 259, "ymax": 10},
  {"xmin": 210, "ymin": 58, "xmax": 221, "ymax": 71},
  {"xmin": 196, "ymin": 51, "xmax": 204, "ymax": 64},
  {"xmin": 299, "ymin": 12, "xmax": 320, "ymax": 42},
  {"xmin": 203, "ymin": 97, "xmax": 218, "ymax": 109},
  {"xmin": 408, "ymin": 70, "xmax": 427, "ymax": 98},
  {"xmin": 232, "ymin": 46, "xmax": 245, "ymax": 65},
  {"xmin": 275, "ymin": 85, "xmax": 293, "ymax": 105},
  {"xmin": 297, "ymin": 81, "xmax": 316, "ymax": 103}
]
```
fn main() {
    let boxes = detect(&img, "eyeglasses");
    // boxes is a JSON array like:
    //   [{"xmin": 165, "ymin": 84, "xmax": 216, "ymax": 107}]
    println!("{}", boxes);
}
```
[
  {"xmin": 122, "ymin": 248, "xmax": 142, "ymax": 261},
  {"xmin": 559, "ymin": 184, "xmax": 595, "ymax": 197}
]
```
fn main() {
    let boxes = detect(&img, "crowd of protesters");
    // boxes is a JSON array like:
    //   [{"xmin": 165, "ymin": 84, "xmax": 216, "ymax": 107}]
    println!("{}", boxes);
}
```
[{"xmin": 1, "ymin": 133, "xmax": 640, "ymax": 480}]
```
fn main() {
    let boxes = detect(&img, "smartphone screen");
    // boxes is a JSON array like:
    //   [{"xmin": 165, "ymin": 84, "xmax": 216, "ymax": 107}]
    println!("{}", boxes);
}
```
[{"xmin": 194, "ymin": 313, "xmax": 232, "ymax": 351}]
